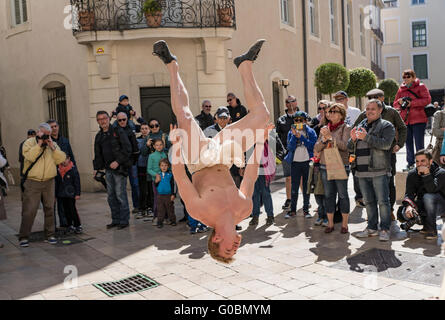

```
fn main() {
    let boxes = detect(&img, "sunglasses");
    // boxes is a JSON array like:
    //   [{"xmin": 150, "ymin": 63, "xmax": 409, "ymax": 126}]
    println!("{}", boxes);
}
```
[
  {"xmin": 294, "ymin": 118, "xmax": 305, "ymax": 122},
  {"xmin": 328, "ymin": 110, "xmax": 341, "ymax": 114},
  {"xmin": 227, "ymin": 98, "xmax": 234, "ymax": 103},
  {"xmin": 368, "ymin": 95, "xmax": 381, "ymax": 100},
  {"xmin": 149, "ymin": 124, "xmax": 160, "ymax": 128},
  {"xmin": 204, "ymin": 105, "xmax": 212, "ymax": 108},
  {"xmin": 118, "ymin": 118, "xmax": 127, "ymax": 122},
  {"xmin": 286, "ymin": 100, "xmax": 296, "ymax": 104},
  {"xmin": 318, "ymin": 107, "xmax": 325, "ymax": 111},
  {"xmin": 403, "ymin": 75, "xmax": 412, "ymax": 79}
]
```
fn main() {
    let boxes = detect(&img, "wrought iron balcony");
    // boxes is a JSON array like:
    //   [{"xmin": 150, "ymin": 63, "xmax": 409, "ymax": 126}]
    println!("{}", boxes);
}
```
[
  {"xmin": 70, "ymin": 0, "xmax": 236, "ymax": 33},
  {"xmin": 371, "ymin": 27, "xmax": 384, "ymax": 43},
  {"xmin": 371, "ymin": 61, "xmax": 385, "ymax": 80}
]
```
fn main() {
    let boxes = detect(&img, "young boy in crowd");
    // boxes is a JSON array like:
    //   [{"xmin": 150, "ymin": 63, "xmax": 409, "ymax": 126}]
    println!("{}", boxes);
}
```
[
  {"xmin": 147, "ymin": 139, "xmax": 167, "ymax": 225},
  {"xmin": 55, "ymin": 156, "xmax": 82, "ymax": 233},
  {"xmin": 155, "ymin": 158, "xmax": 177, "ymax": 228},
  {"xmin": 136, "ymin": 123, "xmax": 154, "ymax": 220}
]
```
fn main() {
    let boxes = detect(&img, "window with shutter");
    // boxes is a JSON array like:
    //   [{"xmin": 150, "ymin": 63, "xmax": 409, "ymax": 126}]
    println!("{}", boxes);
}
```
[{"xmin": 10, "ymin": 0, "xmax": 28, "ymax": 27}]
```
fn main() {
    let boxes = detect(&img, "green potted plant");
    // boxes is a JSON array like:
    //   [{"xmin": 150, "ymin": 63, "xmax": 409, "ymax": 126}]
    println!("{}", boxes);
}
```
[
  {"xmin": 217, "ymin": 0, "xmax": 234, "ymax": 27},
  {"xmin": 142, "ymin": 0, "xmax": 163, "ymax": 27}
]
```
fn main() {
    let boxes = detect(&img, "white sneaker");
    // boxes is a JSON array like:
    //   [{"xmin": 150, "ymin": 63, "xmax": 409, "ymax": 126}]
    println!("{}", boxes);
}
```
[{"xmin": 355, "ymin": 228, "xmax": 379, "ymax": 238}]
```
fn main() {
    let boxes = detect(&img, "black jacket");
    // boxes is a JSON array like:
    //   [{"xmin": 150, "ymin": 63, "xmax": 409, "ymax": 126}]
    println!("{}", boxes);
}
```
[
  {"xmin": 55, "ymin": 165, "xmax": 81, "ymax": 198},
  {"xmin": 227, "ymin": 99, "xmax": 248, "ymax": 123},
  {"xmin": 114, "ymin": 103, "xmax": 134, "ymax": 119},
  {"xmin": 276, "ymin": 111, "xmax": 295, "ymax": 149},
  {"xmin": 93, "ymin": 128, "xmax": 116, "ymax": 171},
  {"xmin": 195, "ymin": 111, "xmax": 214, "ymax": 131},
  {"xmin": 404, "ymin": 162, "xmax": 445, "ymax": 210},
  {"xmin": 111, "ymin": 125, "xmax": 139, "ymax": 172},
  {"xmin": 53, "ymin": 135, "xmax": 75, "ymax": 165}
]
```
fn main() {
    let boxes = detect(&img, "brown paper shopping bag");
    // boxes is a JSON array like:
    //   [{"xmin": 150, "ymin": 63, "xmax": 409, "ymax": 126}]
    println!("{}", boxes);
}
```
[{"xmin": 324, "ymin": 142, "xmax": 348, "ymax": 181}]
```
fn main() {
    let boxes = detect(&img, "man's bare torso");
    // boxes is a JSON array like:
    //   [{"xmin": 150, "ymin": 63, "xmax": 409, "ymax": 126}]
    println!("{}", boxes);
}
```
[{"xmin": 190, "ymin": 164, "xmax": 252, "ymax": 227}]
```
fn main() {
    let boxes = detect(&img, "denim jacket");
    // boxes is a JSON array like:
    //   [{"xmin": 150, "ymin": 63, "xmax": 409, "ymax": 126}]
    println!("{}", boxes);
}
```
[{"xmin": 347, "ymin": 117, "xmax": 395, "ymax": 172}]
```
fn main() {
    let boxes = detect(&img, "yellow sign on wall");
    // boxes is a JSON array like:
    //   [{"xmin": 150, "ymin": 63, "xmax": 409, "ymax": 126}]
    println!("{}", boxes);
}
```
[{"xmin": 96, "ymin": 47, "xmax": 105, "ymax": 55}]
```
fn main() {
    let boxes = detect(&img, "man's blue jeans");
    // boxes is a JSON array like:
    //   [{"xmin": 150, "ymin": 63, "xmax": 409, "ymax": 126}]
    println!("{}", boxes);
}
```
[
  {"xmin": 106, "ymin": 170, "xmax": 130, "ymax": 225},
  {"xmin": 290, "ymin": 161, "xmax": 310, "ymax": 213},
  {"xmin": 422, "ymin": 193, "xmax": 445, "ymax": 232},
  {"xmin": 358, "ymin": 175, "xmax": 391, "ymax": 231},
  {"xmin": 406, "ymin": 123, "xmax": 426, "ymax": 166},
  {"xmin": 252, "ymin": 175, "xmax": 274, "ymax": 217},
  {"xmin": 128, "ymin": 165, "xmax": 139, "ymax": 209}
]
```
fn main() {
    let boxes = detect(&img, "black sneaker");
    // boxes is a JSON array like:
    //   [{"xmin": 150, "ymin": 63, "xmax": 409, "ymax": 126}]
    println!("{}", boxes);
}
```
[
  {"xmin": 106, "ymin": 223, "xmax": 119, "ymax": 229},
  {"xmin": 355, "ymin": 199, "xmax": 366, "ymax": 208},
  {"xmin": 249, "ymin": 216, "xmax": 259, "ymax": 225},
  {"xmin": 235, "ymin": 225, "xmax": 242, "ymax": 231},
  {"xmin": 74, "ymin": 226, "xmax": 83, "ymax": 234},
  {"xmin": 170, "ymin": 222, "xmax": 177, "ymax": 226},
  {"xmin": 117, "ymin": 224, "xmax": 129, "ymax": 230},
  {"xmin": 282, "ymin": 199, "xmax": 291, "ymax": 210},
  {"xmin": 424, "ymin": 232, "xmax": 438, "ymax": 240},
  {"xmin": 233, "ymin": 39, "xmax": 266, "ymax": 68},
  {"xmin": 153, "ymin": 40, "xmax": 177, "ymax": 64},
  {"xmin": 265, "ymin": 217, "xmax": 274, "ymax": 225},
  {"xmin": 157, "ymin": 223, "xmax": 163, "ymax": 229}
]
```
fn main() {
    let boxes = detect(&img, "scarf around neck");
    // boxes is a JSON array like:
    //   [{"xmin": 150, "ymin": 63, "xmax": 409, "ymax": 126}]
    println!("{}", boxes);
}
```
[{"xmin": 328, "ymin": 120, "xmax": 344, "ymax": 132}]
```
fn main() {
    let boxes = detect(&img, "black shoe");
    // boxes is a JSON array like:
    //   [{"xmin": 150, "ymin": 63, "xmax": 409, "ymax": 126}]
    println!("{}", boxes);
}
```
[
  {"xmin": 282, "ymin": 199, "xmax": 291, "ymax": 210},
  {"xmin": 157, "ymin": 223, "xmax": 163, "ymax": 228},
  {"xmin": 170, "ymin": 222, "xmax": 177, "ymax": 226},
  {"xmin": 106, "ymin": 223, "xmax": 119, "ymax": 229},
  {"xmin": 153, "ymin": 40, "xmax": 177, "ymax": 64},
  {"xmin": 117, "ymin": 224, "xmax": 129, "ymax": 230},
  {"xmin": 235, "ymin": 225, "xmax": 242, "ymax": 231},
  {"xmin": 178, "ymin": 217, "xmax": 187, "ymax": 222},
  {"xmin": 355, "ymin": 199, "xmax": 366, "ymax": 208},
  {"xmin": 265, "ymin": 217, "xmax": 274, "ymax": 225},
  {"xmin": 233, "ymin": 39, "xmax": 266, "ymax": 68},
  {"xmin": 424, "ymin": 231, "xmax": 438, "ymax": 240},
  {"xmin": 249, "ymin": 216, "xmax": 259, "ymax": 225}
]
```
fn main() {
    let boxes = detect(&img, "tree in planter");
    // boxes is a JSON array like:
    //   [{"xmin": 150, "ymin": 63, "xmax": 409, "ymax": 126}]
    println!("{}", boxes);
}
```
[
  {"xmin": 378, "ymin": 78, "xmax": 399, "ymax": 106},
  {"xmin": 314, "ymin": 63, "xmax": 350, "ymax": 100},
  {"xmin": 142, "ymin": 0, "xmax": 163, "ymax": 27},
  {"xmin": 346, "ymin": 68, "xmax": 377, "ymax": 109}
]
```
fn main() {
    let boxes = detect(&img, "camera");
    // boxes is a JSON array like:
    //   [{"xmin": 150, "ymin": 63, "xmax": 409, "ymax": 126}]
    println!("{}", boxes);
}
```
[
  {"xmin": 37, "ymin": 134, "xmax": 49, "ymax": 140},
  {"xmin": 397, "ymin": 205, "xmax": 423, "ymax": 231},
  {"xmin": 400, "ymin": 96, "xmax": 412, "ymax": 110},
  {"xmin": 94, "ymin": 170, "xmax": 107, "ymax": 189}
]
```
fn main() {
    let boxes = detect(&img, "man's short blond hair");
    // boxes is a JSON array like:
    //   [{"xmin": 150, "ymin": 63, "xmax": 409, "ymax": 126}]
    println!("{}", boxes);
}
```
[{"xmin": 207, "ymin": 229, "xmax": 235, "ymax": 264}]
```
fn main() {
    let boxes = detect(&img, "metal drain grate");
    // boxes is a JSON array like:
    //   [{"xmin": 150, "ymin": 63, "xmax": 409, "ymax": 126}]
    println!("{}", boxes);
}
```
[{"xmin": 93, "ymin": 274, "xmax": 159, "ymax": 297}]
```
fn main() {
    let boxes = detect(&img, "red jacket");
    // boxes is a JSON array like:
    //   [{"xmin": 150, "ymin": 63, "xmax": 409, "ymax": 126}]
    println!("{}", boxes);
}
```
[{"xmin": 393, "ymin": 78, "xmax": 431, "ymax": 125}]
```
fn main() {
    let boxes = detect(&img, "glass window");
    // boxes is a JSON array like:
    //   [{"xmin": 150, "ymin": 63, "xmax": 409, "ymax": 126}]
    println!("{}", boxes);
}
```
[
  {"xmin": 412, "ymin": 21, "xmax": 427, "ymax": 47},
  {"xmin": 413, "ymin": 54, "xmax": 428, "ymax": 79},
  {"xmin": 347, "ymin": 1, "xmax": 354, "ymax": 51},
  {"xmin": 281, "ymin": 0, "xmax": 289, "ymax": 25},
  {"xmin": 10, "ymin": 0, "xmax": 28, "ymax": 27},
  {"xmin": 330, "ymin": 0, "xmax": 338, "ymax": 44},
  {"xmin": 309, "ymin": 0, "xmax": 319, "ymax": 36},
  {"xmin": 411, "ymin": 0, "xmax": 425, "ymax": 5},
  {"xmin": 383, "ymin": 0, "xmax": 398, "ymax": 8},
  {"xmin": 360, "ymin": 12, "xmax": 365, "ymax": 55}
]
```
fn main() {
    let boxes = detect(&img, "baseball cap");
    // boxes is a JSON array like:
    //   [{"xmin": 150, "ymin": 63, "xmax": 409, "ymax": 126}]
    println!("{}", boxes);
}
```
[
  {"xmin": 294, "ymin": 111, "xmax": 309, "ymax": 120},
  {"xmin": 366, "ymin": 88, "xmax": 384, "ymax": 97},
  {"xmin": 119, "ymin": 95, "xmax": 129, "ymax": 102},
  {"xmin": 333, "ymin": 91, "xmax": 348, "ymax": 99},
  {"xmin": 215, "ymin": 106, "xmax": 230, "ymax": 118}
]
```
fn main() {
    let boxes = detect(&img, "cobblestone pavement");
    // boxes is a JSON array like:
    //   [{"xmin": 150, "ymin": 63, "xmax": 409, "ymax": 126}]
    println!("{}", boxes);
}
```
[{"xmin": 0, "ymin": 136, "xmax": 444, "ymax": 300}]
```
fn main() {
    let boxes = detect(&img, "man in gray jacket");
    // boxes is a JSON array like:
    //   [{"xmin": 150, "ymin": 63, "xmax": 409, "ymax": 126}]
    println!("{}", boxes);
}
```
[{"xmin": 348, "ymin": 99, "xmax": 395, "ymax": 241}]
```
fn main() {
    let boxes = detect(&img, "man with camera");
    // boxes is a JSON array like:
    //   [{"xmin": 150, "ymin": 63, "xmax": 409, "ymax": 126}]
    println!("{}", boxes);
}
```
[
  {"xmin": 349, "ymin": 100, "xmax": 395, "ymax": 241},
  {"xmin": 18, "ymin": 123, "xmax": 66, "ymax": 247},
  {"xmin": 394, "ymin": 69, "xmax": 432, "ymax": 171},
  {"xmin": 400, "ymin": 149, "xmax": 445, "ymax": 240},
  {"xmin": 93, "ymin": 111, "xmax": 137, "ymax": 230}
]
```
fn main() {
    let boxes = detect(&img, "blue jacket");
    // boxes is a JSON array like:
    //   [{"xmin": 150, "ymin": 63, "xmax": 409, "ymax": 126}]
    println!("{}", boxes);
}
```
[
  {"xmin": 55, "ymin": 165, "xmax": 81, "ymax": 198},
  {"xmin": 284, "ymin": 124, "xmax": 317, "ymax": 164},
  {"xmin": 137, "ymin": 135, "xmax": 151, "ymax": 168},
  {"xmin": 155, "ymin": 171, "xmax": 176, "ymax": 195}
]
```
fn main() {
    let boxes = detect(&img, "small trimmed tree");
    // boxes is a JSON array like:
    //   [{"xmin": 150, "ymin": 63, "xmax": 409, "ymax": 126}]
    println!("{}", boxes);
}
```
[
  {"xmin": 378, "ymin": 78, "xmax": 400, "ymax": 105},
  {"xmin": 346, "ymin": 68, "xmax": 377, "ymax": 108},
  {"xmin": 314, "ymin": 63, "xmax": 350, "ymax": 99}
]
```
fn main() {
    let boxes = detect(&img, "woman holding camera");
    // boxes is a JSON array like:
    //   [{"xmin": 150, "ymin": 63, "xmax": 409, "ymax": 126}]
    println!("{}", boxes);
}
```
[
  {"xmin": 394, "ymin": 69, "xmax": 432, "ymax": 171},
  {"xmin": 314, "ymin": 103, "xmax": 352, "ymax": 234}
]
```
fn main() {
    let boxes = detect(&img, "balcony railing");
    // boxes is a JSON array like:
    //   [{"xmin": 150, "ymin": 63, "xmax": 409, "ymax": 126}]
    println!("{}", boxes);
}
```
[
  {"xmin": 371, "ymin": 61, "xmax": 385, "ymax": 80},
  {"xmin": 371, "ymin": 27, "xmax": 384, "ymax": 43},
  {"xmin": 70, "ymin": 0, "xmax": 236, "ymax": 33}
]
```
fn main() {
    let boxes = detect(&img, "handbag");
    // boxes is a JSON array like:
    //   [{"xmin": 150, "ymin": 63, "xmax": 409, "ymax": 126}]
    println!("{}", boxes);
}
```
[
  {"xmin": 324, "ymin": 141, "xmax": 348, "ymax": 181},
  {"xmin": 406, "ymin": 88, "xmax": 436, "ymax": 118},
  {"xmin": 275, "ymin": 134, "xmax": 288, "ymax": 162}
]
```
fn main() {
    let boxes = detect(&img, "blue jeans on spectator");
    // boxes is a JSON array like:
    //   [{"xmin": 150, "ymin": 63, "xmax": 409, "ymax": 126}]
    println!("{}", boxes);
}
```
[
  {"xmin": 290, "ymin": 161, "xmax": 310, "ymax": 213},
  {"xmin": 105, "ymin": 169, "xmax": 130, "ymax": 225},
  {"xmin": 353, "ymin": 175, "xmax": 363, "ymax": 201},
  {"xmin": 128, "ymin": 165, "xmax": 139, "ymax": 209},
  {"xmin": 315, "ymin": 195, "xmax": 327, "ymax": 220},
  {"xmin": 187, "ymin": 215, "xmax": 207, "ymax": 231},
  {"xmin": 358, "ymin": 175, "xmax": 391, "ymax": 231},
  {"xmin": 422, "ymin": 193, "xmax": 445, "ymax": 232},
  {"xmin": 406, "ymin": 123, "xmax": 426, "ymax": 166},
  {"xmin": 320, "ymin": 168, "xmax": 350, "ymax": 214},
  {"xmin": 252, "ymin": 175, "xmax": 274, "ymax": 217}
]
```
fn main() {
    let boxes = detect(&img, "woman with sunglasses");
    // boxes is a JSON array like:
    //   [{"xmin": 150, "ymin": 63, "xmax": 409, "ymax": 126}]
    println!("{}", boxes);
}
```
[
  {"xmin": 145, "ymin": 118, "xmax": 171, "ymax": 153},
  {"xmin": 394, "ymin": 69, "xmax": 432, "ymax": 171},
  {"xmin": 310, "ymin": 100, "xmax": 331, "ymax": 137},
  {"xmin": 314, "ymin": 103, "xmax": 352, "ymax": 234}
]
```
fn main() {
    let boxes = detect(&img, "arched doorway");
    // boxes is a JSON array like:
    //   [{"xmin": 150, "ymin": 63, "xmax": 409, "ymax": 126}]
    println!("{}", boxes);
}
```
[{"xmin": 140, "ymin": 87, "xmax": 176, "ymax": 133}]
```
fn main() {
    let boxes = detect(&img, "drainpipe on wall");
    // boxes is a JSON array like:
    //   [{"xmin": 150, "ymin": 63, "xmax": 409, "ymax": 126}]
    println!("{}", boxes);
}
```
[
  {"xmin": 301, "ymin": 0, "xmax": 309, "ymax": 113},
  {"xmin": 341, "ymin": 0, "xmax": 346, "ymax": 67}
]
